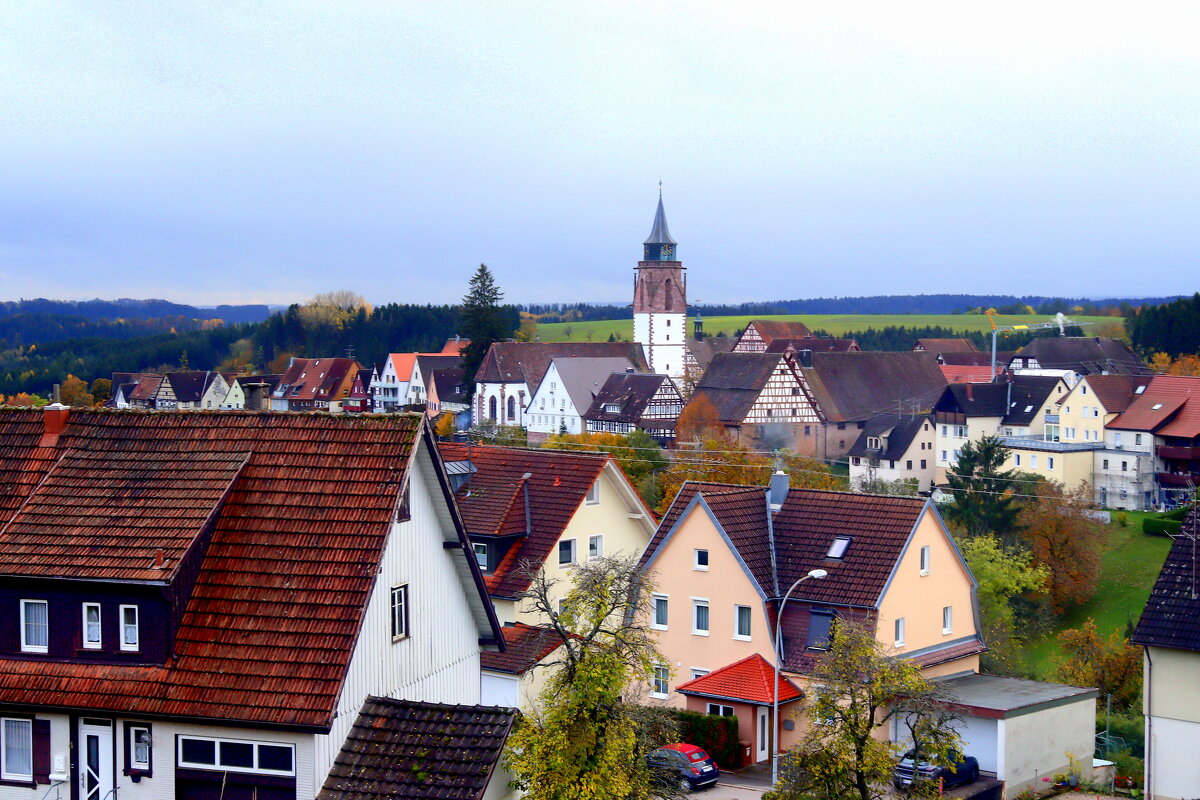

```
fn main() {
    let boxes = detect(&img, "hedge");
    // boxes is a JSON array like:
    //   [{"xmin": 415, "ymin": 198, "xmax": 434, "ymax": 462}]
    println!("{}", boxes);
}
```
[
  {"xmin": 1144, "ymin": 517, "xmax": 1182, "ymax": 537},
  {"xmin": 672, "ymin": 709, "xmax": 743, "ymax": 769}
]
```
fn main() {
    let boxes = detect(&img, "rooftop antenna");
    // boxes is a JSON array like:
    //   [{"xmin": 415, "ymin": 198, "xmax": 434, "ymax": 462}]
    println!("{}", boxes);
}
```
[
  {"xmin": 658, "ymin": 178, "xmax": 663, "ymax": 198},
  {"xmin": 345, "ymin": 344, "xmax": 355, "ymax": 361}
]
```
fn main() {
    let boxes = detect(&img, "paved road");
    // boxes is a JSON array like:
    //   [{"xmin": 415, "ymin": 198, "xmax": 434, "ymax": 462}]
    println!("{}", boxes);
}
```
[{"xmin": 700, "ymin": 782, "xmax": 767, "ymax": 799}]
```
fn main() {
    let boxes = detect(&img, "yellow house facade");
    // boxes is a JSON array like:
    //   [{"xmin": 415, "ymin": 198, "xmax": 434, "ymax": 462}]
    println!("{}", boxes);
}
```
[{"xmin": 639, "ymin": 477, "xmax": 983, "ymax": 764}]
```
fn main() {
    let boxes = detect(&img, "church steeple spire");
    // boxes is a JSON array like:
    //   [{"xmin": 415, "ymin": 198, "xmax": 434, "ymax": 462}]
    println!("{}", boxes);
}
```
[{"xmin": 643, "ymin": 191, "xmax": 677, "ymax": 261}]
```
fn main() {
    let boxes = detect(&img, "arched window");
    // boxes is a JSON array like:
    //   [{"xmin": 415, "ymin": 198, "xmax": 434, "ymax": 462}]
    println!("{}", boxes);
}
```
[
  {"xmin": 488, "ymin": 396, "xmax": 498, "ymax": 421},
  {"xmin": 507, "ymin": 396, "xmax": 517, "ymax": 421}
]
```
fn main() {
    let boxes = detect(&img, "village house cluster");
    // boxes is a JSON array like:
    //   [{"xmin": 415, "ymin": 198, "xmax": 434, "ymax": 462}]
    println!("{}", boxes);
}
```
[{"xmin": 15, "ymin": 197, "xmax": 1191, "ymax": 800}]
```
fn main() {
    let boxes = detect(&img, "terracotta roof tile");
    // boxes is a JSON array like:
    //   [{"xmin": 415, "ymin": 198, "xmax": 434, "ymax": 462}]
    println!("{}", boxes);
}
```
[
  {"xmin": 801, "ymin": 352, "xmax": 946, "ymax": 423},
  {"xmin": 677, "ymin": 653, "xmax": 802, "ymax": 705},
  {"xmin": 1109, "ymin": 375, "xmax": 1200, "ymax": 437},
  {"xmin": 480, "ymin": 622, "xmax": 566, "ymax": 674},
  {"xmin": 318, "ymin": 695, "xmax": 516, "ymax": 800},
  {"xmin": 439, "ymin": 443, "xmax": 609, "ymax": 599},
  {"xmin": 915, "ymin": 338, "xmax": 978, "ymax": 353},
  {"xmin": 0, "ymin": 409, "xmax": 460, "ymax": 729}
]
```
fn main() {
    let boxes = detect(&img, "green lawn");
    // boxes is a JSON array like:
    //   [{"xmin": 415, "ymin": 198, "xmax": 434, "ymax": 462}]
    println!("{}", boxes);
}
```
[
  {"xmin": 535, "ymin": 314, "xmax": 1122, "ymax": 342},
  {"xmin": 1021, "ymin": 512, "xmax": 1171, "ymax": 678}
]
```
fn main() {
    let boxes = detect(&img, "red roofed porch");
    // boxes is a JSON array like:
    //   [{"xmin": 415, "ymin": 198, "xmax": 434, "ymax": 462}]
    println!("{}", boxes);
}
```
[{"xmin": 676, "ymin": 654, "xmax": 804, "ymax": 766}]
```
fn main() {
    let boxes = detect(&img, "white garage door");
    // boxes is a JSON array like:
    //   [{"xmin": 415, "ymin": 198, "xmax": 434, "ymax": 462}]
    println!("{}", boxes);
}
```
[{"xmin": 953, "ymin": 716, "xmax": 999, "ymax": 775}]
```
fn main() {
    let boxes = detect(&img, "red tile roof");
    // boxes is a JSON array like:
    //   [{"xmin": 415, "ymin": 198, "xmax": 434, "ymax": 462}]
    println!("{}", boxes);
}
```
[
  {"xmin": 0, "ymin": 409, "xmax": 497, "ymax": 729},
  {"xmin": 676, "ymin": 654, "xmax": 802, "ymax": 705},
  {"xmin": 1109, "ymin": 375, "xmax": 1200, "ymax": 437},
  {"xmin": 0, "ymin": 448, "xmax": 249, "ymax": 580},
  {"xmin": 940, "ymin": 365, "xmax": 996, "ymax": 384},
  {"xmin": 275, "ymin": 357, "xmax": 360, "ymax": 402},
  {"xmin": 480, "ymin": 622, "xmax": 566, "ymax": 675},
  {"xmin": 1079, "ymin": 374, "xmax": 1152, "ymax": 414},
  {"xmin": 438, "ymin": 443, "xmax": 611, "ymax": 599},
  {"xmin": 318, "ymin": 696, "xmax": 516, "ymax": 800},
  {"xmin": 915, "ymin": 338, "xmax": 978, "ymax": 353}
]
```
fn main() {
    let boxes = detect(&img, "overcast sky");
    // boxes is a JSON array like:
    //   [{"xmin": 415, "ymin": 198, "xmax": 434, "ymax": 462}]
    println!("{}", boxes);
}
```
[{"xmin": 2, "ymin": 2, "xmax": 1198, "ymax": 307}]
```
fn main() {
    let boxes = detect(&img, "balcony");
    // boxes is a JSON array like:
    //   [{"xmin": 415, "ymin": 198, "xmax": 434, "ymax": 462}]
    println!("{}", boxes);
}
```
[
  {"xmin": 1044, "ymin": 414, "xmax": 1060, "ymax": 423},
  {"xmin": 1157, "ymin": 472, "xmax": 1200, "ymax": 488},
  {"xmin": 1157, "ymin": 445, "xmax": 1200, "ymax": 461}
]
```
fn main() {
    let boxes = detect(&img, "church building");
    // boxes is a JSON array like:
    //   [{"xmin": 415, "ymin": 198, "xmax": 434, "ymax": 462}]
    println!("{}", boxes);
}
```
[{"xmin": 633, "ymin": 193, "xmax": 687, "ymax": 379}]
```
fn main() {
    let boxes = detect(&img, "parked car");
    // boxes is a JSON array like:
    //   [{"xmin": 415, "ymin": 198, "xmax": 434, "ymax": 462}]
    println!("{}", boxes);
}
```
[
  {"xmin": 893, "ymin": 749, "xmax": 980, "ymax": 790},
  {"xmin": 647, "ymin": 743, "xmax": 720, "ymax": 792}
]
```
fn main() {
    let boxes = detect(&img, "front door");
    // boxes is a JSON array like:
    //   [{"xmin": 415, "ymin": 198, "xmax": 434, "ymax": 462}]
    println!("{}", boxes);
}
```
[
  {"xmin": 79, "ymin": 719, "xmax": 114, "ymax": 800},
  {"xmin": 756, "ymin": 707, "xmax": 769, "ymax": 762}
]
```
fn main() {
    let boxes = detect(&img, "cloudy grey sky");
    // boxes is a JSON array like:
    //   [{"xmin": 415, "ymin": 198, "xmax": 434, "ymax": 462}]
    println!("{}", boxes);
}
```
[{"xmin": 2, "ymin": 2, "xmax": 1198, "ymax": 306}]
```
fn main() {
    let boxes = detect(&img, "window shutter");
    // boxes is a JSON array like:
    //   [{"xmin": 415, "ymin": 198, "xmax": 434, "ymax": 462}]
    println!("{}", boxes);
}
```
[{"xmin": 33, "ymin": 718, "xmax": 51, "ymax": 784}]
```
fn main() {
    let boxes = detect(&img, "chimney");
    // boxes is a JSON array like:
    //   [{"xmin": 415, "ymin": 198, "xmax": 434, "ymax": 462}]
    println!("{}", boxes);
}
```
[
  {"xmin": 966, "ymin": 382, "xmax": 973, "ymax": 401},
  {"xmin": 153, "ymin": 549, "xmax": 166, "ymax": 569},
  {"xmin": 244, "ymin": 381, "xmax": 269, "ymax": 411},
  {"xmin": 768, "ymin": 470, "xmax": 789, "ymax": 511},
  {"xmin": 41, "ymin": 401, "xmax": 70, "ymax": 447}
]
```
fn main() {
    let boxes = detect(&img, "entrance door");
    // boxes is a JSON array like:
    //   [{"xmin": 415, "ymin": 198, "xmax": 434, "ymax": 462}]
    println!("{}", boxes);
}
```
[
  {"xmin": 79, "ymin": 719, "xmax": 114, "ymax": 800},
  {"xmin": 756, "ymin": 707, "xmax": 769, "ymax": 762}
]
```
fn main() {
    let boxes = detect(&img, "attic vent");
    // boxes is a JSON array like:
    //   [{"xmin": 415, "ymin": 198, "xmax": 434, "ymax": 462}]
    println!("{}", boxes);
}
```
[
  {"xmin": 826, "ymin": 536, "xmax": 851, "ymax": 559},
  {"xmin": 1152, "ymin": 403, "xmax": 1163, "ymax": 410}
]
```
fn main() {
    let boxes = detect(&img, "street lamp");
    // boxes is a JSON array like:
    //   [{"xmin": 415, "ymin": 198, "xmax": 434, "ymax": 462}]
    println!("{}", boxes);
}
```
[{"xmin": 772, "ymin": 567, "xmax": 829, "ymax": 786}]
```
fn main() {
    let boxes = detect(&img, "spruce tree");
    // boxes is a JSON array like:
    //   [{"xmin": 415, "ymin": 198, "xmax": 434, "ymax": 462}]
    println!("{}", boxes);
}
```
[
  {"xmin": 943, "ymin": 435, "xmax": 1022, "ymax": 540},
  {"xmin": 459, "ymin": 264, "xmax": 511, "ymax": 397}
]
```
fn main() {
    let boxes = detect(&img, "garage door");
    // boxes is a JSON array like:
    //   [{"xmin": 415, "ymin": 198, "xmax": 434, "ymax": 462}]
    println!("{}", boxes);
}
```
[
  {"xmin": 953, "ymin": 716, "xmax": 998, "ymax": 775},
  {"xmin": 176, "ymin": 774, "xmax": 295, "ymax": 800}
]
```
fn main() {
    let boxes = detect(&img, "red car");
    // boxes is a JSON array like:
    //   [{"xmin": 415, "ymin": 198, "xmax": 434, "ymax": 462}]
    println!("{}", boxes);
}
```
[{"xmin": 647, "ymin": 743, "xmax": 720, "ymax": 792}]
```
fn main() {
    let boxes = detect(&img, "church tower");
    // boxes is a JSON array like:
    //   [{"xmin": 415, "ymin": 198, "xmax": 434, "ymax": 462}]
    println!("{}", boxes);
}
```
[{"xmin": 633, "ymin": 192, "xmax": 687, "ymax": 379}]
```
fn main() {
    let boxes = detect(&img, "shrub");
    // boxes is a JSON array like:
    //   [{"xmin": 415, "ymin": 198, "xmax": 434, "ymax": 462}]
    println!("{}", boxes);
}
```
[
  {"xmin": 671, "ymin": 709, "xmax": 742, "ymax": 769},
  {"xmin": 1143, "ymin": 518, "xmax": 1182, "ymax": 537},
  {"xmin": 1116, "ymin": 511, "xmax": 1128, "ymax": 528}
]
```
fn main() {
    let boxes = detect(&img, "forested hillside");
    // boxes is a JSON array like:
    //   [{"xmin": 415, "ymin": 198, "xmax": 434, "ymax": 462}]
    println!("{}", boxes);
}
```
[
  {"xmin": 1127, "ymin": 293, "xmax": 1200, "ymax": 357},
  {"xmin": 0, "ymin": 300, "xmax": 519, "ymax": 397}
]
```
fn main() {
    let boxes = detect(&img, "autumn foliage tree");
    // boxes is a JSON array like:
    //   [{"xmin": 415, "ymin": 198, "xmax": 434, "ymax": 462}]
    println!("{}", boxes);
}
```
[
  {"xmin": 675, "ymin": 394, "xmax": 723, "ymax": 443},
  {"xmin": 504, "ymin": 556, "xmax": 677, "ymax": 800},
  {"xmin": 59, "ymin": 374, "xmax": 94, "ymax": 407},
  {"xmin": 1018, "ymin": 482, "xmax": 1105, "ymax": 613},
  {"xmin": 1054, "ymin": 621, "xmax": 1142, "ymax": 710},
  {"xmin": 958, "ymin": 534, "xmax": 1048, "ymax": 674}
]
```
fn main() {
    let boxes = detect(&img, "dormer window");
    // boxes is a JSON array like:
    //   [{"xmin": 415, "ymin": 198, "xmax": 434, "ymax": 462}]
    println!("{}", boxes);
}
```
[
  {"xmin": 120, "ymin": 605, "xmax": 140, "ymax": 652},
  {"xmin": 604, "ymin": 403, "xmax": 621, "ymax": 413},
  {"xmin": 20, "ymin": 600, "xmax": 48, "ymax": 653},
  {"xmin": 83, "ymin": 603, "xmax": 102, "ymax": 649},
  {"xmin": 867, "ymin": 437, "xmax": 881, "ymax": 449},
  {"xmin": 826, "ymin": 536, "xmax": 851, "ymax": 559}
]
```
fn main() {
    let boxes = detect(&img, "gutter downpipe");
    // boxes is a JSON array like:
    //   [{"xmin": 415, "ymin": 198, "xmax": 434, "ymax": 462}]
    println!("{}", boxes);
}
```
[{"xmin": 1144, "ymin": 646, "xmax": 1153, "ymax": 800}]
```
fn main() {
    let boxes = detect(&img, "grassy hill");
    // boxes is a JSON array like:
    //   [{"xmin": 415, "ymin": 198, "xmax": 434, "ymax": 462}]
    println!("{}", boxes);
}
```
[
  {"xmin": 1021, "ymin": 512, "xmax": 1171, "ymax": 678},
  {"xmin": 535, "ymin": 313, "xmax": 1123, "ymax": 343}
]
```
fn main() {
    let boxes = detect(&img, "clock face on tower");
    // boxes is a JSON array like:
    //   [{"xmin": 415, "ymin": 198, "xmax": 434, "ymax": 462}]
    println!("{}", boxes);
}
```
[{"xmin": 660, "ymin": 244, "xmax": 673, "ymax": 259}]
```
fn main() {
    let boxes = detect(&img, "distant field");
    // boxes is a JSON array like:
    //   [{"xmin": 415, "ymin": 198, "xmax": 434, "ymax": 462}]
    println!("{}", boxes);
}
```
[{"xmin": 535, "ymin": 314, "xmax": 1123, "ymax": 343}]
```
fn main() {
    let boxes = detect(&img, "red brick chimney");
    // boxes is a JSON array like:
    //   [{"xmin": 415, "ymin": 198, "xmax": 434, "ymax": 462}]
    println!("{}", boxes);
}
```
[
  {"xmin": 966, "ymin": 382, "xmax": 974, "ymax": 401},
  {"xmin": 40, "ymin": 402, "xmax": 70, "ymax": 447}
]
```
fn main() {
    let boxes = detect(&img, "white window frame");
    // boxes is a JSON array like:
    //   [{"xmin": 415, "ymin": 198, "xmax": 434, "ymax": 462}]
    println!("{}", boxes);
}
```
[
  {"xmin": 390, "ymin": 585, "xmax": 409, "ymax": 641},
  {"xmin": 19, "ymin": 599, "xmax": 48, "ymax": 654},
  {"xmin": 734, "ymin": 604, "xmax": 752, "ymax": 641},
  {"xmin": 129, "ymin": 725, "xmax": 152, "ymax": 770},
  {"xmin": 652, "ymin": 594, "xmax": 669, "ymax": 631},
  {"xmin": 473, "ymin": 542, "xmax": 488, "ymax": 570},
  {"xmin": 558, "ymin": 538, "xmax": 576, "ymax": 567},
  {"xmin": 650, "ymin": 665, "xmax": 670, "ymax": 699},
  {"xmin": 707, "ymin": 703, "xmax": 735, "ymax": 717},
  {"xmin": 119, "ymin": 604, "xmax": 140, "ymax": 651},
  {"xmin": 176, "ymin": 735, "xmax": 296, "ymax": 776},
  {"xmin": 894, "ymin": 617, "xmax": 906, "ymax": 648},
  {"xmin": 588, "ymin": 535, "xmax": 603, "ymax": 560},
  {"xmin": 585, "ymin": 480, "xmax": 600, "ymax": 505},
  {"xmin": 692, "ymin": 598, "xmax": 710, "ymax": 636},
  {"xmin": 82, "ymin": 602, "xmax": 102, "ymax": 649},
  {"xmin": 690, "ymin": 668, "xmax": 710, "ymax": 680},
  {"xmin": 1, "ymin": 717, "xmax": 33, "ymax": 782},
  {"xmin": 827, "ymin": 537, "xmax": 851, "ymax": 559},
  {"xmin": 942, "ymin": 606, "xmax": 953, "ymax": 635},
  {"xmin": 919, "ymin": 545, "xmax": 931, "ymax": 576},
  {"xmin": 693, "ymin": 549, "xmax": 709, "ymax": 571}
]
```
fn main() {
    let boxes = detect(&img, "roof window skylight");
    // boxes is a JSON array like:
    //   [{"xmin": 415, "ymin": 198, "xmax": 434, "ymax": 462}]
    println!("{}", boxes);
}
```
[
  {"xmin": 1135, "ymin": 386, "xmax": 1146, "ymax": 394},
  {"xmin": 1152, "ymin": 403, "xmax": 1163, "ymax": 410},
  {"xmin": 1024, "ymin": 405, "xmax": 1033, "ymax": 413},
  {"xmin": 826, "ymin": 536, "xmax": 851, "ymax": 559}
]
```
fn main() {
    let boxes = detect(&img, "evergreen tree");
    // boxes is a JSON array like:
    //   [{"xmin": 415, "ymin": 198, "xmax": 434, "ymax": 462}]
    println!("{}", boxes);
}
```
[
  {"xmin": 459, "ymin": 264, "xmax": 513, "ymax": 397},
  {"xmin": 943, "ymin": 435, "xmax": 1022, "ymax": 539}
]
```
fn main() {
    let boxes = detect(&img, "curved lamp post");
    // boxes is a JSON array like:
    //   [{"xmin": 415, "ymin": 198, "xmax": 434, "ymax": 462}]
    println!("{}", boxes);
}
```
[{"xmin": 771, "ymin": 567, "xmax": 828, "ymax": 786}]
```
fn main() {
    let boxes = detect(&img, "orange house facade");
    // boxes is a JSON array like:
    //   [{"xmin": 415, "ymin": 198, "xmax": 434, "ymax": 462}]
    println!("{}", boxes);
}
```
[{"xmin": 639, "ymin": 476, "xmax": 983, "ymax": 765}]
